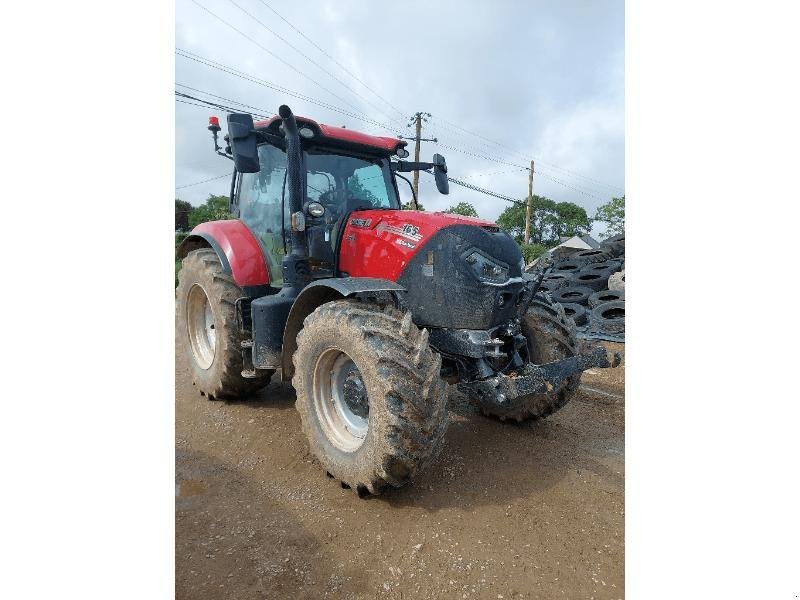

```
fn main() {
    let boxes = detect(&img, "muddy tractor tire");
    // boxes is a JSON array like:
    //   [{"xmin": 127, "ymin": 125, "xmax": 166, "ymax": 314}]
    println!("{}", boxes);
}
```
[
  {"xmin": 176, "ymin": 249, "xmax": 273, "ymax": 399},
  {"xmin": 292, "ymin": 300, "xmax": 449, "ymax": 496},
  {"xmin": 476, "ymin": 292, "xmax": 581, "ymax": 422}
]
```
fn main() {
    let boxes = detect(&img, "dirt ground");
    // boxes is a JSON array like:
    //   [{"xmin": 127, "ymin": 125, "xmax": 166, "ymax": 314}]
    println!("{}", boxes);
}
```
[{"xmin": 176, "ymin": 342, "xmax": 624, "ymax": 599}]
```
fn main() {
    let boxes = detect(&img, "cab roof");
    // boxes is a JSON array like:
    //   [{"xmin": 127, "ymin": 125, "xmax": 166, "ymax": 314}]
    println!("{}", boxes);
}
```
[{"xmin": 253, "ymin": 115, "xmax": 407, "ymax": 156}]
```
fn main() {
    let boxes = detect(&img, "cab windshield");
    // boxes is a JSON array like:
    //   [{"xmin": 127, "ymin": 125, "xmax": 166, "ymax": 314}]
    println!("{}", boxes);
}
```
[{"xmin": 305, "ymin": 150, "xmax": 399, "ymax": 211}]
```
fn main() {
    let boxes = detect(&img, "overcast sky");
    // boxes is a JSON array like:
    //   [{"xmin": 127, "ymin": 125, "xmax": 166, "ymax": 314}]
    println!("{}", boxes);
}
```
[{"xmin": 176, "ymin": 0, "xmax": 624, "ymax": 237}]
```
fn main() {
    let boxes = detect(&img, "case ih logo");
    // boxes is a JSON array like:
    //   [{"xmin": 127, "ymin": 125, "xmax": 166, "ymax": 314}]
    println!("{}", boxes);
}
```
[
  {"xmin": 349, "ymin": 218, "xmax": 372, "ymax": 228},
  {"xmin": 377, "ymin": 222, "xmax": 423, "ymax": 242}
]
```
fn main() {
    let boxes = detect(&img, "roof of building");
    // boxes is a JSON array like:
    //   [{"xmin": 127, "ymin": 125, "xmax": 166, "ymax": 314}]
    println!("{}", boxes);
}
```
[{"xmin": 552, "ymin": 234, "xmax": 600, "ymax": 251}]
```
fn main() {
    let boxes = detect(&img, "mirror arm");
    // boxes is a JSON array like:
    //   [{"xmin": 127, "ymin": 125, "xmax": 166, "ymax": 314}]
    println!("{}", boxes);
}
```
[
  {"xmin": 394, "ymin": 172, "xmax": 418, "ymax": 208},
  {"xmin": 255, "ymin": 130, "xmax": 286, "ymax": 150},
  {"xmin": 391, "ymin": 160, "xmax": 435, "ymax": 173}
]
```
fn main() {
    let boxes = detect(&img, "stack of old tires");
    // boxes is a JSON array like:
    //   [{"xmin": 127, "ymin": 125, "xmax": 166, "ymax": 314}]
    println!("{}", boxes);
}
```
[{"xmin": 538, "ymin": 233, "xmax": 625, "ymax": 339}]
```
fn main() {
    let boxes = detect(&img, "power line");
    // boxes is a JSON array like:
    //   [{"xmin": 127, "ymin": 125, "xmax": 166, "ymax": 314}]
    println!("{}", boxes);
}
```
[
  {"xmin": 176, "ymin": 88, "xmax": 610, "ymax": 204},
  {"xmin": 224, "ymin": 0, "xmax": 405, "ymax": 130},
  {"xmin": 429, "ymin": 114, "xmax": 625, "ymax": 194},
  {"xmin": 177, "ymin": 85, "xmax": 275, "ymax": 119},
  {"xmin": 189, "ymin": 0, "xmax": 381, "ymax": 121},
  {"xmin": 457, "ymin": 167, "xmax": 527, "ymax": 180},
  {"xmin": 176, "ymin": 51, "xmax": 620, "ymax": 199},
  {"xmin": 176, "ymin": 172, "xmax": 231, "ymax": 190},
  {"xmin": 176, "ymin": 92, "xmax": 266, "ymax": 119},
  {"xmin": 254, "ymin": 0, "xmax": 408, "ymax": 120},
  {"xmin": 534, "ymin": 170, "xmax": 607, "ymax": 202},
  {"xmin": 175, "ymin": 49, "xmax": 404, "ymax": 135},
  {"xmin": 434, "ymin": 141, "xmax": 530, "ymax": 170}
]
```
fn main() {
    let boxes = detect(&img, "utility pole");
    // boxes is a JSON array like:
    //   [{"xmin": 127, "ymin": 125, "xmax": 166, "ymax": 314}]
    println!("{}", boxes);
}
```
[
  {"xmin": 524, "ymin": 160, "xmax": 535, "ymax": 244},
  {"xmin": 400, "ymin": 112, "xmax": 436, "ymax": 210}
]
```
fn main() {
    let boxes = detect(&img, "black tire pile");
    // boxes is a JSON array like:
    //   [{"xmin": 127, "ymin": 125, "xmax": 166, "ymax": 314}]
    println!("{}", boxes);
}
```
[{"xmin": 536, "ymin": 233, "xmax": 625, "ymax": 341}]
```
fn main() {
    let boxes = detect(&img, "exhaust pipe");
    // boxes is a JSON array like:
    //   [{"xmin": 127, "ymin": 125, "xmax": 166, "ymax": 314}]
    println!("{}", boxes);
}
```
[{"xmin": 278, "ymin": 104, "xmax": 310, "ymax": 290}]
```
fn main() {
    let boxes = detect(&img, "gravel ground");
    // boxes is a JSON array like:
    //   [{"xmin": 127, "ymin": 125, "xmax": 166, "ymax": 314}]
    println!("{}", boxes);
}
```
[{"xmin": 176, "ymin": 342, "xmax": 624, "ymax": 599}]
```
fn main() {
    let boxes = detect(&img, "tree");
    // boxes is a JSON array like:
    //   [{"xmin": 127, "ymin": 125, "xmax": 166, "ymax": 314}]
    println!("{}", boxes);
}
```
[
  {"xmin": 497, "ymin": 195, "xmax": 591, "ymax": 246},
  {"xmin": 552, "ymin": 201, "xmax": 592, "ymax": 240},
  {"xmin": 496, "ymin": 202, "xmax": 528, "ymax": 241},
  {"xmin": 188, "ymin": 194, "xmax": 234, "ymax": 229},
  {"xmin": 401, "ymin": 200, "xmax": 425, "ymax": 211},
  {"xmin": 520, "ymin": 243, "xmax": 548, "ymax": 264},
  {"xmin": 175, "ymin": 198, "xmax": 192, "ymax": 231},
  {"xmin": 594, "ymin": 195, "xmax": 624, "ymax": 238},
  {"xmin": 444, "ymin": 202, "xmax": 479, "ymax": 218}
]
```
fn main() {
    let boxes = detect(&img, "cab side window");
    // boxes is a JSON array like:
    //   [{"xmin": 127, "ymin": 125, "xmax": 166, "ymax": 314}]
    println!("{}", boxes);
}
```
[{"xmin": 238, "ymin": 144, "xmax": 289, "ymax": 286}]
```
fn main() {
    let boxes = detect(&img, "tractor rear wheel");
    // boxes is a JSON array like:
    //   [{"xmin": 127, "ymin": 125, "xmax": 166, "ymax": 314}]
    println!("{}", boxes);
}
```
[
  {"xmin": 176, "ymin": 248, "xmax": 272, "ymax": 399},
  {"xmin": 477, "ymin": 292, "xmax": 581, "ymax": 422},
  {"xmin": 292, "ymin": 300, "xmax": 448, "ymax": 496}
]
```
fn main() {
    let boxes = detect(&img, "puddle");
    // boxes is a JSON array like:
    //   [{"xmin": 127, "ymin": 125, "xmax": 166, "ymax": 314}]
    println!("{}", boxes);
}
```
[{"xmin": 176, "ymin": 479, "xmax": 207, "ymax": 497}]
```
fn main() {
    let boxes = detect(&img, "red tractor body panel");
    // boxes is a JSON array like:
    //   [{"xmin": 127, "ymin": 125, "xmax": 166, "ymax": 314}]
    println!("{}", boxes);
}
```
[
  {"xmin": 192, "ymin": 220, "xmax": 270, "ymax": 287},
  {"xmin": 253, "ymin": 115, "xmax": 405, "ymax": 153},
  {"xmin": 338, "ymin": 209, "xmax": 498, "ymax": 282}
]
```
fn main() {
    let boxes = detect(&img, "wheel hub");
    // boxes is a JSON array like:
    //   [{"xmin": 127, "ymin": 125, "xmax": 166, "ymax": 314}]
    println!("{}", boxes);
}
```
[
  {"xmin": 186, "ymin": 284, "xmax": 216, "ymax": 370},
  {"xmin": 312, "ymin": 349, "xmax": 369, "ymax": 451}
]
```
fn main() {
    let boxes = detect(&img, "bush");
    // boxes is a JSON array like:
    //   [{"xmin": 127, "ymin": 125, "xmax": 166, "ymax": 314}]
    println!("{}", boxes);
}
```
[{"xmin": 520, "ymin": 243, "xmax": 548, "ymax": 264}]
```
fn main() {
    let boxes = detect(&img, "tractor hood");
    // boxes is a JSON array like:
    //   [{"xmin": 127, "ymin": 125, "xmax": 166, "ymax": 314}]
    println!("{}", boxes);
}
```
[
  {"xmin": 338, "ymin": 209, "xmax": 526, "ymax": 329},
  {"xmin": 338, "ymin": 209, "xmax": 501, "ymax": 282}
]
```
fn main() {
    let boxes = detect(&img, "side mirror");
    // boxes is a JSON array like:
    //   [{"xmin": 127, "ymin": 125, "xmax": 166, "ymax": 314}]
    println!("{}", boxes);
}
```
[
  {"xmin": 227, "ymin": 113, "xmax": 260, "ymax": 173},
  {"xmin": 432, "ymin": 153, "xmax": 449, "ymax": 195}
]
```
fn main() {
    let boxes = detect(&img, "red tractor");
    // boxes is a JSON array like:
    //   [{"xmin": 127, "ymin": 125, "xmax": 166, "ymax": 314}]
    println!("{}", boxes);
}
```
[{"xmin": 177, "ymin": 105, "xmax": 618, "ymax": 496}]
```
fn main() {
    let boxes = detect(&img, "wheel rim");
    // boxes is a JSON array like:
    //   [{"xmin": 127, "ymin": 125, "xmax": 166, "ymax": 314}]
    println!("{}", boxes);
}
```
[
  {"xmin": 312, "ymin": 348, "xmax": 369, "ymax": 452},
  {"xmin": 186, "ymin": 284, "xmax": 216, "ymax": 370}
]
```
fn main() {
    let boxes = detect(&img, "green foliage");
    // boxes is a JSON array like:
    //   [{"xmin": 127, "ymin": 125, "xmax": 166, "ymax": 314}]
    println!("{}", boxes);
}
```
[
  {"xmin": 188, "ymin": 194, "xmax": 234, "ymax": 229},
  {"xmin": 496, "ymin": 202, "xmax": 529, "ymax": 241},
  {"xmin": 553, "ymin": 201, "xmax": 592, "ymax": 240},
  {"xmin": 496, "ymin": 195, "xmax": 591, "ymax": 245},
  {"xmin": 175, "ymin": 199, "xmax": 192, "ymax": 231},
  {"xmin": 520, "ymin": 243, "xmax": 548, "ymax": 264},
  {"xmin": 401, "ymin": 200, "xmax": 425, "ymax": 211},
  {"xmin": 595, "ymin": 195, "xmax": 625, "ymax": 238},
  {"xmin": 444, "ymin": 202, "xmax": 479, "ymax": 218}
]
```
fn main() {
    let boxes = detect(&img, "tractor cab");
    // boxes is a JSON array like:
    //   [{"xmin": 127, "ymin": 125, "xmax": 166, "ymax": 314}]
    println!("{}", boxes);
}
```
[
  {"xmin": 215, "ymin": 111, "xmax": 449, "ymax": 287},
  {"xmin": 234, "ymin": 127, "xmax": 402, "ymax": 285}
]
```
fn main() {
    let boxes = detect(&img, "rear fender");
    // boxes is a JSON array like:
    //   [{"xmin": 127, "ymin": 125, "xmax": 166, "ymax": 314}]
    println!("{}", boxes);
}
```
[
  {"xmin": 176, "ymin": 220, "xmax": 269, "ymax": 291},
  {"xmin": 279, "ymin": 278, "xmax": 406, "ymax": 379}
]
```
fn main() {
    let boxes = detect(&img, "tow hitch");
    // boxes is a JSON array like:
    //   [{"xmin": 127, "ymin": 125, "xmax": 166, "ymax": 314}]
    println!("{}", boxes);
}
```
[{"xmin": 459, "ymin": 345, "xmax": 621, "ymax": 411}]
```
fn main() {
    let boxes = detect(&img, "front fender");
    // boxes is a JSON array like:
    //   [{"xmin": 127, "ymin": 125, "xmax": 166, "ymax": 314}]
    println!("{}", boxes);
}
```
[
  {"xmin": 176, "ymin": 220, "xmax": 269, "ymax": 287},
  {"xmin": 280, "ymin": 278, "xmax": 406, "ymax": 378}
]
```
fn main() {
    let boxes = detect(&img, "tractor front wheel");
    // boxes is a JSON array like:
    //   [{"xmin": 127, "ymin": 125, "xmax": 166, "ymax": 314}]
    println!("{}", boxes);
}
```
[
  {"xmin": 176, "ymin": 248, "xmax": 272, "ymax": 399},
  {"xmin": 476, "ymin": 292, "xmax": 581, "ymax": 422},
  {"xmin": 292, "ymin": 300, "xmax": 449, "ymax": 496}
]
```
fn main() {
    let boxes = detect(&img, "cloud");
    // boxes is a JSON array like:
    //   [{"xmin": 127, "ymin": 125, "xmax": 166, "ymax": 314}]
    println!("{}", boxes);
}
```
[{"xmin": 175, "ymin": 0, "xmax": 624, "ymax": 232}]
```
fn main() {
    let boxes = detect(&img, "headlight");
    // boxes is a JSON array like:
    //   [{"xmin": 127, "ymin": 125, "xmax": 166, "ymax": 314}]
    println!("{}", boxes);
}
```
[
  {"xmin": 306, "ymin": 201, "xmax": 325, "ymax": 217},
  {"xmin": 464, "ymin": 250, "xmax": 510, "ymax": 284}
]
